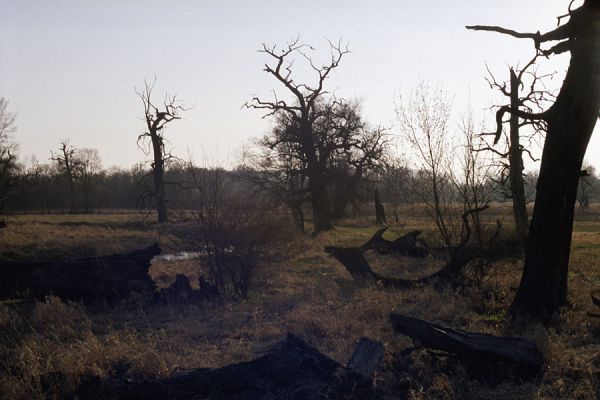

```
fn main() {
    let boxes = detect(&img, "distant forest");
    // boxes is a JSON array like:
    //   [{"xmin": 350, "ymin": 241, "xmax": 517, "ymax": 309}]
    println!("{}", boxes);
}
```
[{"xmin": 3, "ymin": 150, "xmax": 599, "ymax": 216}]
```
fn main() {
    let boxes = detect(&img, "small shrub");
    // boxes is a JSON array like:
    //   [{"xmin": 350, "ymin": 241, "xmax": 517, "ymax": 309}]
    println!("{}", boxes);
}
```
[{"xmin": 190, "ymin": 167, "xmax": 292, "ymax": 298}]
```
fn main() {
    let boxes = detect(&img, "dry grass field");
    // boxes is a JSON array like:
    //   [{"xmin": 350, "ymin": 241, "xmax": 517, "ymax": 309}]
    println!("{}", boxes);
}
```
[{"xmin": 0, "ymin": 205, "xmax": 599, "ymax": 399}]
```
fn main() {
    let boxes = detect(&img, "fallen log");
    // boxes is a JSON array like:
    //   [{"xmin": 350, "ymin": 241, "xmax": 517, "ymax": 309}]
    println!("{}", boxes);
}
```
[
  {"xmin": 0, "ymin": 244, "xmax": 161, "ymax": 303},
  {"xmin": 360, "ymin": 227, "xmax": 428, "ymax": 257},
  {"xmin": 324, "ymin": 246, "xmax": 415, "ymax": 288},
  {"xmin": 389, "ymin": 314, "xmax": 543, "ymax": 374},
  {"xmin": 77, "ymin": 333, "xmax": 384, "ymax": 400}
]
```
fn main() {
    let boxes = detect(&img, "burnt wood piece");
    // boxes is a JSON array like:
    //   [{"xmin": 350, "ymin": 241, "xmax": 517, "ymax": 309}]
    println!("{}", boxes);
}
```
[
  {"xmin": 325, "ymin": 246, "xmax": 415, "ymax": 288},
  {"xmin": 0, "ymin": 244, "xmax": 160, "ymax": 302},
  {"xmin": 87, "ymin": 333, "xmax": 384, "ymax": 400},
  {"xmin": 389, "ymin": 314, "xmax": 543, "ymax": 373},
  {"xmin": 360, "ymin": 227, "xmax": 428, "ymax": 257},
  {"xmin": 346, "ymin": 337, "xmax": 385, "ymax": 382}
]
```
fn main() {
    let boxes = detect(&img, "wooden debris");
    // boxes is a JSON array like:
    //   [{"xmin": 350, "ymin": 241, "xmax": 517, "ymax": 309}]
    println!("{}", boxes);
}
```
[
  {"xmin": 78, "ymin": 333, "xmax": 384, "ymax": 400},
  {"xmin": 324, "ymin": 246, "xmax": 414, "ymax": 288},
  {"xmin": 360, "ymin": 227, "xmax": 428, "ymax": 257},
  {"xmin": 346, "ymin": 337, "xmax": 385, "ymax": 382},
  {"xmin": 389, "ymin": 314, "xmax": 543, "ymax": 373}
]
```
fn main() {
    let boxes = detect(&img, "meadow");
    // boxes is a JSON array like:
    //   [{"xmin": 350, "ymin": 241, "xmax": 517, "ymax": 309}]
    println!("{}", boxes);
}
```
[{"xmin": 0, "ymin": 205, "xmax": 599, "ymax": 399}]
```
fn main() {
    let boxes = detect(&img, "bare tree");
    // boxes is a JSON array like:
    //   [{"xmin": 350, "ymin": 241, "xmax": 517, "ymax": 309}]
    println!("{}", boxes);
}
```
[
  {"xmin": 397, "ymin": 84, "xmax": 497, "ymax": 280},
  {"xmin": 51, "ymin": 140, "xmax": 80, "ymax": 213},
  {"xmin": 480, "ymin": 55, "xmax": 553, "ymax": 240},
  {"xmin": 189, "ymin": 164, "xmax": 288, "ymax": 298},
  {"xmin": 244, "ymin": 38, "xmax": 350, "ymax": 235},
  {"xmin": 468, "ymin": 0, "xmax": 600, "ymax": 320},
  {"xmin": 136, "ymin": 79, "xmax": 186, "ymax": 223},
  {"xmin": 0, "ymin": 98, "xmax": 18, "ymax": 214},
  {"xmin": 395, "ymin": 82, "xmax": 457, "ymax": 250}
]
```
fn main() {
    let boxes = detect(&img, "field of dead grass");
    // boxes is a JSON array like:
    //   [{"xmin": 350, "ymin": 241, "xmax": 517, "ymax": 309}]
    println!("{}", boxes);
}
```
[{"xmin": 0, "ymin": 206, "xmax": 599, "ymax": 399}]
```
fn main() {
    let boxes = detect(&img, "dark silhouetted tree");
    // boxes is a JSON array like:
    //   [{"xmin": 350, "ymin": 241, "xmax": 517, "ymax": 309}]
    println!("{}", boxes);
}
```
[
  {"xmin": 245, "ymin": 38, "xmax": 350, "ymax": 235},
  {"xmin": 51, "ymin": 140, "xmax": 80, "ymax": 213},
  {"xmin": 480, "ymin": 55, "xmax": 553, "ymax": 240},
  {"xmin": 468, "ymin": 0, "xmax": 600, "ymax": 320},
  {"xmin": 136, "ymin": 79, "xmax": 186, "ymax": 223}
]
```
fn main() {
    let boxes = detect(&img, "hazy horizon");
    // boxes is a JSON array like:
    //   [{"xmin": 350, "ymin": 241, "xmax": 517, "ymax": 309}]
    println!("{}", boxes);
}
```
[{"xmin": 2, "ymin": 0, "xmax": 598, "ymax": 171}]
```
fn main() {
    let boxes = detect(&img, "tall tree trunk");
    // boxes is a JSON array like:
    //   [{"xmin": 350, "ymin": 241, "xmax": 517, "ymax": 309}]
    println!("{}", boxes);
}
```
[
  {"xmin": 309, "ymin": 172, "xmax": 333, "ymax": 234},
  {"xmin": 300, "ymin": 123, "xmax": 333, "ymax": 235},
  {"xmin": 374, "ymin": 188, "xmax": 386, "ymax": 224},
  {"xmin": 291, "ymin": 204, "xmax": 305, "ymax": 233},
  {"xmin": 509, "ymin": 69, "xmax": 529, "ymax": 240},
  {"xmin": 151, "ymin": 135, "xmax": 168, "ymax": 224},
  {"xmin": 511, "ymin": 6, "xmax": 600, "ymax": 319}
]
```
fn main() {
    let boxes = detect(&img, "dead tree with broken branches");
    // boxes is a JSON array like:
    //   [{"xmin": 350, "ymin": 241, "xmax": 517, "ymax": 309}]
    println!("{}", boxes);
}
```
[
  {"xmin": 479, "ymin": 55, "xmax": 554, "ymax": 240},
  {"xmin": 136, "ymin": 79, "xmax": 186, "ymax": 224},
  {"xmin": 468, "ymin": 0, "xmax": 600, "ymax": 321}
]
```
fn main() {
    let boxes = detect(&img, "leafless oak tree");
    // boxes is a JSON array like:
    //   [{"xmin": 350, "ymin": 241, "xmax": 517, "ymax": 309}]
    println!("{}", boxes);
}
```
[
  {"xmin": 51, "ymin": 140, "xmax": 79, "ymax": 213},
  {"xmin": 244, "ymin": 38, "xmax": 350, "ymax": 235},
  {"xmin": 136, "ymin": 79, "xmax": 186, "ymax": 223},
  {"xmin": 468, "ymin": 0, "xmax": 600, "ymax": 320}
]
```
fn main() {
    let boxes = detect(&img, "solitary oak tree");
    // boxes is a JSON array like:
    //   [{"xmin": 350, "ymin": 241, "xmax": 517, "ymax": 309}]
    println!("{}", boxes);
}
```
[
  {"xmin": 468, "ymin": 0, "xmax": 600, "ymax": 320},
  {"xmin": 51, "ymin": 141, "xmax": 80, "ymax": 213},
  {"xmin": 245, "ymin": 38, "xmax": 350, "ymax": 235},
  {"xmin": 136, "ymin": 79, "xmax": 186, "ymax": 224}
]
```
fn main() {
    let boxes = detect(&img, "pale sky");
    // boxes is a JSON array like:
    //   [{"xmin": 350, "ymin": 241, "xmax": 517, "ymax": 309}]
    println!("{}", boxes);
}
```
[{"xmin": 1, "ymin": 0, "xmax": 598, "ymax": 170}]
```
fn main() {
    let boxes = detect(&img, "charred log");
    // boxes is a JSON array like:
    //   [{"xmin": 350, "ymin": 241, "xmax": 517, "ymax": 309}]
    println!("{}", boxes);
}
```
[
  {"xmin": 389, "ymin": 314, "xmax": 543, "ymax": 375},
  {"xmin": 77, "ymin": 333, "xmax": 384, "ymax": 400},
  {"xmin": 360, "ymin": 227, "xmax": 428, "ymax": 257},
  {"xmin": 0, "ymin": 244, "xmax": 160, "ymax": 303},
  {"xmin": 325, "ymin": 246, "xmax": 415, "ymax": 288}
]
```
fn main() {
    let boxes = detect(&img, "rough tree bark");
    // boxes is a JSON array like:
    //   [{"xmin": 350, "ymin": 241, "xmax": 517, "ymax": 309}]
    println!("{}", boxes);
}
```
[{"xmin": 468, "ymin": 0, "xmax": 600, "ymax": 320}]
